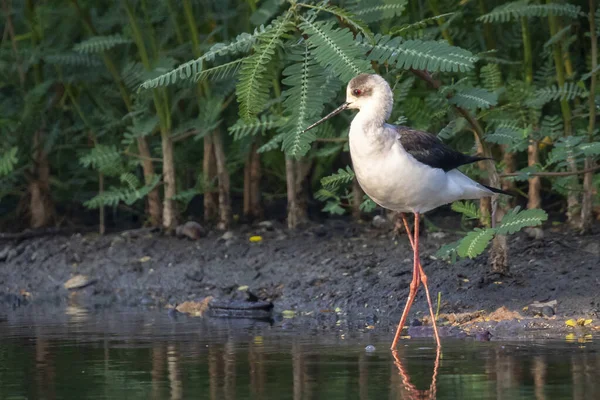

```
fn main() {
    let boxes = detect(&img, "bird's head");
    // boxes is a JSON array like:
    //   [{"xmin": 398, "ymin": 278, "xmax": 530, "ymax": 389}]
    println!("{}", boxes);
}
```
[{"xmin": 303, "ymin": 73, "xmax": 393, "ymax": 133}]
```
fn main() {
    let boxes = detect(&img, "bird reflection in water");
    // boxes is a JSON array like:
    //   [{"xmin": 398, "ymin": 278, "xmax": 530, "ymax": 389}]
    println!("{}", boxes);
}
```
[{"xmin": 391, "ymin": 347, "xmax": 441, "ymax": 400}]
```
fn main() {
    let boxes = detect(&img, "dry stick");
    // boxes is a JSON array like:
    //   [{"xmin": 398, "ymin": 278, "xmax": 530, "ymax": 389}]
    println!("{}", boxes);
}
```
[{"xmin": 581, "ymin": 0, "xmax": 598, "ymax": 233}]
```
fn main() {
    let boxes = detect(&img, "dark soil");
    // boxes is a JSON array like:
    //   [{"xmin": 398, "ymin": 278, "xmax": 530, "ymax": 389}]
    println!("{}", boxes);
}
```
[{"xmin": 1, "ymin": 215, "xmax": 599, "ymax": 338}]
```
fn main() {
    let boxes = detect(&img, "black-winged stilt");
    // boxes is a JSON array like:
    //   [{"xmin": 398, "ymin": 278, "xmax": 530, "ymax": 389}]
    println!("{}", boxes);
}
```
[{"xmin": 303, "ymin": 73, "xmax": 508, "ymax": 349}]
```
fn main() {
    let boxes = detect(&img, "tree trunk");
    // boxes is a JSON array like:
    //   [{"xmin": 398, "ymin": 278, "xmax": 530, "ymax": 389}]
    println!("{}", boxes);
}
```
[
  {"xmin": 137, "ymin": 137, "xmax": 162, "ymax": 227},
  {"xmin": 212, "ymin": 131, "xmax": 231, "ymax": 230},
  {"xmin": 161, "ymin": 134, "xmax": 177, "ymax": 231},
  {"xmin": 29, "ymin": 130, "xmax": 54, "ymax": 228},
  {"xmin": 286, "ymin": 158, "xmax": 308, "ymax": 229},
  {"xmin": 489, "ymin": 207, "xmax": 509, "ymax": 275},
  {"xmin": 501, "ymin": 147, "xmax": 516, "ymax": 207},
  {"xmin": 527, "ymin": 141, "xmax": 542, "ymax": 210},
  {"xmin": 203, "ymin": 134, "xmax": 218, "ymax": 223},
  {"xmin": 249, "ymin": 142, "xmax": 263, "ymax": 220},
  {"xmin": 475, "ymin": 137, "xmax": 491, "ymax": 226}
]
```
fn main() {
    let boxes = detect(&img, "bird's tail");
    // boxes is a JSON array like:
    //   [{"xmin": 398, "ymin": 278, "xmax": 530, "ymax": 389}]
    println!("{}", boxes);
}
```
[{"xmin": 482, "ymin": 184, "xmax": 514, "ymax": 197}]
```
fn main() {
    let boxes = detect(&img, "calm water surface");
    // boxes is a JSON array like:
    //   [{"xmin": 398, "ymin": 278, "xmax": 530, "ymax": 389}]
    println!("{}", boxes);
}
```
[{"xmin": 0, "ymin": 309, "xmax": 597, "ymax": 399}]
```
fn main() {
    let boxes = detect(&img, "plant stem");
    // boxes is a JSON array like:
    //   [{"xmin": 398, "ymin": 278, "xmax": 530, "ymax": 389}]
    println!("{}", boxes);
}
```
[
  {"xmin": 581, "ymin": 0, "xmax": 598, "ymax": 233},
  {"xmin": 547, "ymin": 0, "xmax": 580, "ymax": 226}
]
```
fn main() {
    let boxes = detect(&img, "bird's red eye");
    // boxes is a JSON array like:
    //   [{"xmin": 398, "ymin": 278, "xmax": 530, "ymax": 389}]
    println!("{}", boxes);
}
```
[{"xmin": 353, "ymin": 88, "xmax": 362, "ymax": 96}]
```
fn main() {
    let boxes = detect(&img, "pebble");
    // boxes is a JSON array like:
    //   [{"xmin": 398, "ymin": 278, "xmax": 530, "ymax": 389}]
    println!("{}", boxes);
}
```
[
  {"xmin": 176, "ymin": 221, "xmax": 206, "ymax": 240},
  {"xmin": 541, "ymin": 306, "xmax": 555, "ymax": 317},
  {"xmin": 220, "ymin": 231, "xmax": 235, "ymax": 241},
  {"xmin": 258, "ymin": 221, "xmax": 274, "ymax": 230},
  {"xmin": 0, "ymin": 246, "xmax": 10, "ymax": 262},
  {"xmin": 63, "ymin": 274, "xmax": 96, "ymax": 290},
  {"xmin": 372, "ymin": 215, "xmax": 390, "ymax": 229},
  {"xmin": 365, "ymin": 345, "xmax": 376, "ymax": 352},
  {"xmin": 524, "ymin": 227, "xmax": 544, "ymax": 240}
]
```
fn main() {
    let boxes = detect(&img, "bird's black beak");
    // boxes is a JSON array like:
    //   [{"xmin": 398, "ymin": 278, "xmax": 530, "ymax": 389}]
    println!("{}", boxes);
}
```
[{"xmin": 302, "ymin": 102, "xmax": 349, "ymax": 133}]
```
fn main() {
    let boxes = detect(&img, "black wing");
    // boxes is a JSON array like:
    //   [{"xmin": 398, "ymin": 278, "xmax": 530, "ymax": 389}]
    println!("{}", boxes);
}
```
[{"xmin": 396, "ymin": 126, "xmax": 487, "ymax": 172}]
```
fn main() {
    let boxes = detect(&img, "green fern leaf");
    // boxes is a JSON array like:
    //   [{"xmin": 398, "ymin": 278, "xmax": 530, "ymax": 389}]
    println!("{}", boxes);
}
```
[
  {"xmin": 280, "ymin": 44, "xmax": 341, "ymax": 157},
  {"xmin": 544, "ymin": 25, "xmax": 571, "ymax": 48},
  {"xmin": 73, "ymin": 34, "xmax": 132, "ymax": 53},
  {"xmin": 321, "ymin": 166, "xmax": 355, "ymax": 190},
  {"xmin": 250, "ymin": 0, "xmax": 285, "ymax": 26},
  {"xmin": 496, "ymin": 206, "xmax": 548, "ymax": 235},
  {"xmin": 457, "ymin": 228, "xmax": 496, "ymax": 259},
  {"xmin": 540, "ymin": 115, "xmax": 564, "ymax": 139},
  {"xmin": 451, "ymin": 201, "xmax": 481, "ymax": 220},
  {"xmin": 351, "ymin": 0, "xmax": 408, "ymax": 23},
  {"xmin": 79, "ymin": 145, "xmax": 123, "ymax": 176},
  {"xmin": 300, "ymin": 18, "xmax": 373, "ymax": 82},
  {"xmin": 359, "ymin": 195, "xmax": 377, "ymax": 212},
  {"xmin": 257, "ymin": 132, "xmax": 285, "ymax": 153},
  {"xmin": 44, "ymin": 53, "xmax": 102, "ymax": 67},
  {"xmin": 526, "ymin": 83, "xmax": 588, "ymax": 108},
  {"xmin": 390, "ymin": 13, "xmax": 455, "ymax": 36},
  {"xmin": 579, "ymin": 142, "xmax": 600, "ymax": 157},
  {"xmin": 120, "ymin": 172, "xmax": 141, "ymax": 190},
  {"xmin": 479, "ymin": 1, "xmax": 582, "ymax": 23},
  {"xmin": 195, "ymin": 58, "xmax": 245, "ymax": 82},
  {"xmin": 484, "ymin": 126, "xmax": 523, "ymax": 145},
  {"xmin": 228, "ymin": 115, "xmax": 283, "ymax": 140},
  {"xmin": 358, "ymin": 35, "xmax": 477, "ymax": 73},
  {"xmin": 237, "ymin": 14, "xmax": 294, "ymax": 120},
  {"xmin": 434, "ymin": 239, "xmax": 461, "ymax": 262},
  {"xmin": 0, "ymin": 147, "xmax": 18, "ymax": 177},
  {"xmin": 480, "ymin": 64, "xmax": 503, "ymax": 91},
  {"xmin": 449, "ymin": 87, "xmax": 498, "ymax": 110},
  {"xmin": 299, "ymin": 3, "xmax": 374, "ymax": 42},
  {"xmin": 140, "ymin": 26, "xmax": 267, "ymax": 89}
]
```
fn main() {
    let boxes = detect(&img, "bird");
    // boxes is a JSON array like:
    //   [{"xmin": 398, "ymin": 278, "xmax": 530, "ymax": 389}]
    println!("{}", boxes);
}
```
[{"xmin": 303, "ymin": 73, "xmax": 508, "ymax": 349}]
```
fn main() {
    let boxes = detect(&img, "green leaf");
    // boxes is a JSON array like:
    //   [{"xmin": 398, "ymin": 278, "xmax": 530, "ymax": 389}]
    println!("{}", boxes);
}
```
[
  {"xmin": 237, "ymin": 14, "xmax": 294, "ymax": 120},
  {"xmin": 457, "ymin": 228, "xmax": 496, "ymax": 258},
  {"xmin": 195, "ymin": 58, "xmax": 245, "ymax": 83},
  {"xmin": 351, "ymin": 0, "xmax": 408, "ymax": 23},
  {"xmin": 280, "ymin": 44, "xmax": 340, "ymax": 157},
  {"xmin": 321, "ymin": 166, "xmax": 355, "ymax": 190},
  {"xmin": 451, "ymin": 201, "xmax": 481, "ymax": 220},
  {"xmin": 435, "ymin": 239, "xmax": 461, "ymax": 262},
  {"xmin": 0, "ymin": 147, "xmax": 18, "ymax": 177},
  {"xmin": 358, "ymin": 35, "xmax": 477, "ymax": 73},
  {"xmin": 359, "ymin": 195, "xmax": 376, "ymax": 212},
  {"xmin": 526, "ymin": 83, "xmax": 588, "ymax": 108},
  {"xmin": 73, "ymin": 34, "xmax": 132, "ymax": 53},
  {"xmin": 478, "ymin": 1, "xmax": 582, "ymax": 23},
  {"xmin": 579, "ymin": 142, "xmax": 600, "ymax": 157},
  {"xmin": 484, "ymin": 126, "xmax": 523, "ymax": 145},
  {"xmin": 300, "ymin": 18, "xmax": 373, "ymax": 82},
  {"xmin": 496, "ymin": 206, "xmax": 548, "ymax": 235},
  {"xmin": 299, "ymin": 3, "xmax": 374, "ymax": 42},
  {"xmin": 228, "ymin": 115, "xmax": 283, "ymax": 140},
  {"xmin": 449, "ymin": 87, "xmax": 498, "ymax": 110}
]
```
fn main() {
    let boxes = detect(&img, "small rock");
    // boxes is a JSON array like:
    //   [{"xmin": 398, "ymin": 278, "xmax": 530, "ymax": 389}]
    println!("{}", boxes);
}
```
[
  {"xmin": 372, "ymin": 215, "xmax": 390, "ymax": 229},
  {"xmin": 0, "ymin": 246, "xmax": 10, "ymax": 262},
  {"xmin": 583, "ymin": 242, "xmax": 600, "ymax": 256},
  {"xmin": 541, "ymin": 306, "xmax": 555, "ymax": 317},
  {"xmin": 30, "ymin": 251, "xmax": 37, "ymax": 262},
  {"xmin": 475, "ymin": 331, "xmax": 492, "ymax": 341},
  {"xmin": 220, "ymin": 231, "xmax": 235, "ymax": 241},
  {"xmin": 365, "ymin": 345, "xmax": 376, "ymax": 352},
  {"xmin": 258, "ymin": 220, "xmax": 274, "ymax": 230},
  {"xmin": 429, "ymin": 232, "xmax": 447, "ymax": 240},
  {"xmin": 176, "ymin": 221, "xmax": 206, "ymax": 240},
  {"xmin": 63, "ymin": 274, "xmax": 96, "ymax": 290},
  {"xmin": 524, "ymin": 227, "xmax": 544, "ymax": 240}
]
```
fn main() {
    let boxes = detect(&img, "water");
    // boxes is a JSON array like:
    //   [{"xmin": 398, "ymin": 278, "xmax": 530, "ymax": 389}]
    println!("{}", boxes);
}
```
[{"xmin": 0, "ymin": 309, "xmax": 597, "ymax": 399}]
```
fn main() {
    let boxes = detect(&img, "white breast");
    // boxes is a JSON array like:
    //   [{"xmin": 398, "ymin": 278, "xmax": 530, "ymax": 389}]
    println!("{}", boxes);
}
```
[{"xmin": 348, "ymin": 119, "xmax": 491, "ymax": 213}]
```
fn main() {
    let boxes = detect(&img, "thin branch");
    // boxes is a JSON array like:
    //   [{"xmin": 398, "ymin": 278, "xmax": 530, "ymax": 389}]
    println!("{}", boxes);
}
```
[{"xmin": 500, "ymin": 165, "xmax": 600, "ymax": 178}]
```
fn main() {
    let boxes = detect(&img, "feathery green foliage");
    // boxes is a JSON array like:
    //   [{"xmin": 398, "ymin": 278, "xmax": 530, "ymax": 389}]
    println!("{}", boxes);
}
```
[
  {"xmin": 237, "ymin": 14, "xmax": 294, "ymax": 120},
  {"xmin": 479, "ymin": 1, "xmax": 582, "ymax": 23},
  {"xmin": 0, "ymin": 148, "xmax": 18, "ymax": 177},
  {"xmin": 358, "ymin": 35, "xmax": 477, "ymax": 72},
  {"xmin": 321, "ymin": 166, "xmax": 355, "ymax": 190},
  {"xmin": 351, "ymin": 0, "xmax": 408, "ymax": 23},
  {"xmin": 74, "ymin": 35, "xmax": 132, "ymax": 53},
  {"xmin": 300, "ymin": 18, "xmax": 372, "ymax": 82},
  {"xmin": 526, "ymin": 83, "xmax": 588, "ymax": 107}
]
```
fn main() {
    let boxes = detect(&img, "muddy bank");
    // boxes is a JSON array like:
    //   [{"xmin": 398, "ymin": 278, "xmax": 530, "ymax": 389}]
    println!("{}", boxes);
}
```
[{"xmin": 0, "ymin": 217, "xmax": 599, "ymax": 338}]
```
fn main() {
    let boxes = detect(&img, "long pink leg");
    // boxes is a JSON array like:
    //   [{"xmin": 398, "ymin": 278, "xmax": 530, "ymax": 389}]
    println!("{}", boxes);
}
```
[
  {"xmin": 400, "ymin": 213, "xmax": 441, "ymax": 348},
  {"xmin": 391, "ymin": 212, "xmax": 421, "ymax": 349}
]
